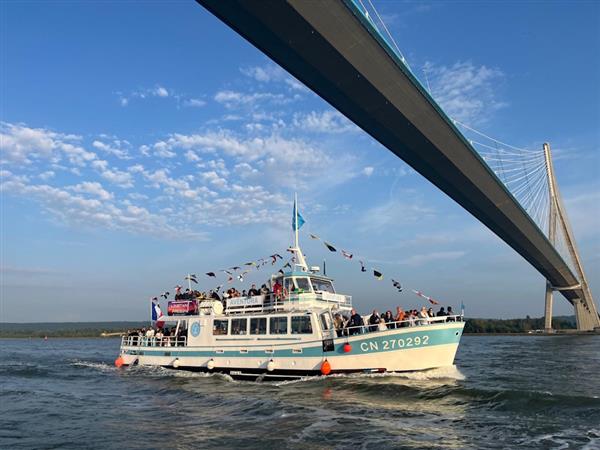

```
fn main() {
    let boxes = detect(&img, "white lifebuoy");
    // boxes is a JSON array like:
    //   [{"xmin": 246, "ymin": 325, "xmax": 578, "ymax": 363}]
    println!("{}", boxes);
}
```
[
  {"xmin": 172, "ymin": 358, "xmax": 180, "ymax": 368},
  {"xmin": 207, "ymin": 358, "xmax": 215, "ymax": 370},
  {"xmin": 267, "ymin": 359, "xmax": 275, "ymax": 372}
]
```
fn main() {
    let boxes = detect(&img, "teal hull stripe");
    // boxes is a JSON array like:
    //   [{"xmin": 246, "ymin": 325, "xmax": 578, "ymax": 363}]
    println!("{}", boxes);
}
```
[{"xmin": 125, "ymin": 327, "xmax": 462, "ymax": 358}]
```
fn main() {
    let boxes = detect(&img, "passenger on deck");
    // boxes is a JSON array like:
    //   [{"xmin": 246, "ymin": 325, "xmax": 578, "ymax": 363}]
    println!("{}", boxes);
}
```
[
  {"xmin": 333, "ymin": 313, "xmax": 345, "ymax": 337},
  {"xmin": 395, "ymin": 307, "xmax": 407, "ymax": 327},
  {"xmin": 273, "ymin": 280, "xmax": 283, "ymax": 299},
  {"xmin": 241, "ymin": 289, "xmax": 247, "ymax": 297},
  {"xmin": 378, "ymin": 317, "xmax": 388, "ymax": 331},
  {"xmin": 346, "ymin": 308, "xmax": 363, "ymax": 335},
  {"xmin": 419, "ymin": 307, "xmax": 430, "ymax": 325},
  {"xmin": 447, "ymin": 306, "xmax": 455, "ymax": 321},
  {"xmin": 407, "ymin": 311, "xmax": 416, "ymax": 327},
  {"xmin": 155, "ymin": 329, "xmax": 164, "ymax": 346},
  {"xmin": 248, "ymin": 284, "xmax": 260, "ymax": 296},
  {"xmin": 210, "ymin": 290, "xmax": 221, "ymax": 301},
  {"xmin": 436, "ymin": 307, "xmax": 446, "ymax": 317},
  {"xmin": 368, "ymin": 309, "xmax": 380, "ymax": 332},
  {"xmin": 260, "ymin": 284, "xmax": 270, "ymax": 296},
  {"xmin": 383, "ymin": 310, "xmax": 394, "ymax": 329},
  {"xmin": 427, "ymin": 307, "xmax": 434, "ymax": 318}
]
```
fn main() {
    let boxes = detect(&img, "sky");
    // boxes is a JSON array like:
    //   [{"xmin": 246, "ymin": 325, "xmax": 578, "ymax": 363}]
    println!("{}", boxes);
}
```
[{"xmin": 1, "ymin": 1, "xmax": 599, "ymax": 322}]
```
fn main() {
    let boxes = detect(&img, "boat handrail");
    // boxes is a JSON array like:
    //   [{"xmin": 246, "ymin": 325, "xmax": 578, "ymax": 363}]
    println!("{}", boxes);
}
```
[
  {"xmin": 337, "ymin": 314, "xmax": 464, "ymax": 335},
  {"xmin": 121, "ymin": 335, "xmax": 187, "ymax": 347},
  {"xmin": 224, "ymin": 292, "xmax": 352, "ymax": 315}
]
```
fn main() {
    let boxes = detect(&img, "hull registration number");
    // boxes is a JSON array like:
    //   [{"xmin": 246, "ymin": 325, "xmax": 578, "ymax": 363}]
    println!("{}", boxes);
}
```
[{"xmin": 360, "ymin": 335, "xmax": 430, "ymax": 352}]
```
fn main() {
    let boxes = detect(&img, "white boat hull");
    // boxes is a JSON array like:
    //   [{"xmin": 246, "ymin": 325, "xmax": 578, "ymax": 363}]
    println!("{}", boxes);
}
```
[{"xmin": 119, "ymin": 322, "xmax": 464, "ymax": 380}]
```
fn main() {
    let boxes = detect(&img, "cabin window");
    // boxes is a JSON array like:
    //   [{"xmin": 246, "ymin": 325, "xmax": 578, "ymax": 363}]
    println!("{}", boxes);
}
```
[
  {"xmin": 295, "ymin": 277, "xmax": 312, "ymax": 293},
  {"xmin": 270, "ymin": 316, "xmax": 288, "ymax": 335},
  {"xmin": 250, "ymin": 317, "xmax": 267, "ymax": 335},
  {"xmin": 311, "ymin": 278, "xmax": 335, "ymax": 293},
  {"xmin": 284, "ymin": 278, "xmax": 295, "ymax": 294},
  {"xmin": 291, "ymin": 315, "xmax": 313, "ymax": 334},
  {"xmin": 320, "ymin": 312, "xmax": 332, "ymax": 331},
  {"xmin": 231, "ymin": 318, "xmax": 248, "ymax": 335},
  {"xmin": 213, "ymin": 319, "xmax": 228, "ymax": 335}
]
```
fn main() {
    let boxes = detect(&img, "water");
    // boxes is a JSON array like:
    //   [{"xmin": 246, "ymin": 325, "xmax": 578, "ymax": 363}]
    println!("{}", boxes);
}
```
[{"xmin": 1, "ymin": 336, "xmax": 599, "ymax": 450}]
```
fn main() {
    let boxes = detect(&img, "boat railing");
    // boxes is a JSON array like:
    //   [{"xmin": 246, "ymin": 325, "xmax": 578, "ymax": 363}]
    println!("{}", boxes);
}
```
[
  {"xmin": 337, "ymin": 314, "xmax": 463, "ymax": 336},
  {"xmin": 120, "ymin": 335, "xmax": 187, "ymax": 347},
  {"xmin": 225, "ymin": 292, "xmax": 352, "ymax": 315}
]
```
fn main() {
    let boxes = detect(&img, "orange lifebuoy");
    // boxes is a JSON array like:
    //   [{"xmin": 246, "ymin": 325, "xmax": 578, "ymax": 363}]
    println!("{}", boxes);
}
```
[
  {"xmin": 114, "ymin": 356, "xmax": 125, "ymax": 368},
  {"xmin": 320, "ymin": 359, "xmax": 331, "ymax": 375},
  {"xmin": 343, "ymin": 343, "xmax": 352, "ymax": 353}
]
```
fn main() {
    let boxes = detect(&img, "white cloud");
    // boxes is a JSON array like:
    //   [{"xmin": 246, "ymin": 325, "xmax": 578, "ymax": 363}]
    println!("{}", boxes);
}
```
[
  {"xmin": 424, "ymin": 61, "xmax": 506, "ymax": 125},
  {"xmin": 184, "ymin": 150, "xmax": 201, "ymax": 162},
  {"xmin": 71, "ymin": 181, "xmax": 113, "ymax": 201},
  {"xmin": 214, "ymin": 90, "xmax": 291, "ymax": 109},
  {"xmin": 183, "ymin": 98, "xmax": 206, "ymax": 107},
  {"xmin": 292, "ymin": 110, "xmax": 357, "ymax": 133},
  {"xmin": 100, "ymin": 169, "xmax": 133, "ymax": 188},
  {"xmin": 154, "ymin": 86, "xmax": 169, "ymax": 97},
  {"xmin": 39, "ymin": 171, "xmax": 55, "ymax": 180},
  {"xmin": 0, "ymin": 122, "xmax": 91, "ymax": 166},
  {"xmin": 92, "ymin": 140, "xmax": 131, "ymax": 159},
  {"xmin": 1, "ymin": 172, "xmax": 203, "ymax": 239},
  {"xmin": 240, "ymin": 63, "xmax": 307, "ymax": 91},
  {"xmin": 363, "ymin": 166, "xmax": 374, "ymax": 177}
]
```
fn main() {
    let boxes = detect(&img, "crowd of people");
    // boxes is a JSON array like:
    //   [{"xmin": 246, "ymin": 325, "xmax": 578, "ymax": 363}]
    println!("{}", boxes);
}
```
[
  {"xmin": 125, "ymin": 326, "xmax": 187, "ymax": 346},
  {"xmin": 174, "ymin": 283, "xmax": 274, "ymax": 304},
  {"xmin": 333, "ymin": 305, "xmax": 458, "ymax": 336}
]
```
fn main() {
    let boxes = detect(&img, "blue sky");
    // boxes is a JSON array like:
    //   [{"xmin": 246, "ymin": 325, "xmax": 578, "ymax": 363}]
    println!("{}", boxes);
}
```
[{"xmin": 1, "ymin": 1, "xmax": 598, "ymax": 322}]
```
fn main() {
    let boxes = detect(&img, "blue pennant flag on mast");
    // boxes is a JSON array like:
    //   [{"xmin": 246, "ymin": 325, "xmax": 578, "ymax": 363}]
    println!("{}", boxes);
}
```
[{"xmin": 292, "ymin": 197, "xmax": 305, "ymax": 231}]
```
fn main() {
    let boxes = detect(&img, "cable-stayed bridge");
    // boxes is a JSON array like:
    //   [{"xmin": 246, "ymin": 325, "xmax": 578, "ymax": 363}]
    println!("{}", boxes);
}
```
[{"xmin": 196, "ymin": 0, "xmax": 599, "ymax": 330}]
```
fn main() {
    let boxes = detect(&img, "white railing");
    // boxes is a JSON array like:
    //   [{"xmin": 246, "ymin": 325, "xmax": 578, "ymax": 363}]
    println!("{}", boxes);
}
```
[
  {"xmin": 336, "ymin": 314, "xmax": 463, "ymax": 336},
  {"xmin": 121, "ymin": 335, "xmax": 187, "ymax": 347}
]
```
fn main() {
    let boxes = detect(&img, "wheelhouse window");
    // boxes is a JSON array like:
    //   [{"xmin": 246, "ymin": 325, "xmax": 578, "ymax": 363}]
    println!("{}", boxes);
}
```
[
  {"xmin": 269, "ymin": 316, "xmax": 288, "ymax": 335},
  {"xmin": 291, "ymin": 315, "xmax": 313, "ymax": 334},
  {"xmin": 284, "ymin": 277, "xmax": 295, "ymax": 294},
  {"xmin": 231, "ymin": 318, "xmax": 248, "ymax": 335},
  {"xmin": 295, "ymin": 277, "xmax": 312, "ymax": 293},
  {"xmin": 250, "ymin": 317, "xmax": 267, "ymax": 335},
  {"xmin": 311, "ymin": 278, "xmax": 335, "ymax": 293},
  {"xmin": 213, "ymin": 319, "xmax": 228, "ymax": 335},
  {"xmin": 319, "ymin": 312, "xmax": 333, "ymax": 331}
]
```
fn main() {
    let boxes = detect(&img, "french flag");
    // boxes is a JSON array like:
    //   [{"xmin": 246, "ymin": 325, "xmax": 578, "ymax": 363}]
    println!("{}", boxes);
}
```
[{"xmin": 151, "ymin": 300, "xmax": 165, "ymax": 328}]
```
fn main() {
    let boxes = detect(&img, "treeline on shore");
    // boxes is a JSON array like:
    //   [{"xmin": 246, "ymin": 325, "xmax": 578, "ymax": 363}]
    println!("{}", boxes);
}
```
[
  {"xmin": 0, "ymin": 322, "xmax": 147, "ymax": 338},
  {"xmin": 1, "ymin": 316, "xmax": 578, "ymax": 338},
  {"xmin": 464, "ymin": 315, "xmax": 576, "ymax": 333}
]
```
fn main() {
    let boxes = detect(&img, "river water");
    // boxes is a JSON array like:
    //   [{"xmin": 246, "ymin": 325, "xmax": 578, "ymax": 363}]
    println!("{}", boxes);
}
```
[{"xmin": 1, "ymin": 335, "xmax": 598, "ymax": 449}]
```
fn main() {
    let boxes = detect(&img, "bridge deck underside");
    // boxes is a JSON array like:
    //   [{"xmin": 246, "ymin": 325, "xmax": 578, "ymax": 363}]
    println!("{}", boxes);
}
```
[{"xmin": 197, "ymin": 0, "xmax": 585, "ymax": 305}]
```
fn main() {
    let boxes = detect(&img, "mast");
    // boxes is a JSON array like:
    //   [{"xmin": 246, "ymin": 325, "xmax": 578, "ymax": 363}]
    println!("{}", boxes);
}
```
[
  {"xmin": 294, "ymin": 192, "xmax": 299, "ymax": 250},
  {"xmin": 292, "ymin": 193, "xmax": 308, "ymax": 271}
]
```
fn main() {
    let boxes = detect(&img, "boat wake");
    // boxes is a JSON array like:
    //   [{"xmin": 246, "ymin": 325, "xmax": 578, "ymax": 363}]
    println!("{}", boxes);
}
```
[{"xmin": 274, "ymin": 365, "xmax": 465, "ymax": 386}]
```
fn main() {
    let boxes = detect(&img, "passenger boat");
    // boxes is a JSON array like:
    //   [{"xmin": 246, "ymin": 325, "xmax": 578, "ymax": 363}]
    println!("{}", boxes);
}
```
[{"xmin": 116, "ymin": 215, "xmax": 465, "ymax": 381}]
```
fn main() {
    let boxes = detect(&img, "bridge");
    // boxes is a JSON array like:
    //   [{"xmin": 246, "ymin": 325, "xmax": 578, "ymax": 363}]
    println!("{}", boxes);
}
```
[{"xmin": 195, "ymin": 0, "xmax": 599, "ymax": 330}]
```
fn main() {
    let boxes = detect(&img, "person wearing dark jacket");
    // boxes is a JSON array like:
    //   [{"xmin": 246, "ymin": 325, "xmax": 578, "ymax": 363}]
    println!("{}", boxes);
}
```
[
  {"xmin": 346, "ymin": 309, "xmax": 363, "ymax": 335},
  {"xmin": 368, "ymin": 309, "xmax": 380, "ymax": 332}
]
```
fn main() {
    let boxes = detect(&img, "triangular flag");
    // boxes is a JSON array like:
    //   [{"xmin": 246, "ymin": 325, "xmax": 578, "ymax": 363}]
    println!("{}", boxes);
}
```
[
  {"xmin": 373, "ymin": 269, "xmax": 383, "ymax": 280},
  {"xmin": 341, "ymin": 250, "xmax": 353, "ymax": 260},
  {"xmin": 324, "ymin": 242, "xmax": 337, "ymax": 252}
]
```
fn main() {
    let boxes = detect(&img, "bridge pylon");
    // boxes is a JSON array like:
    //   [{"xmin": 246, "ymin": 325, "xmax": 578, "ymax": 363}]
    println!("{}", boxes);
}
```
[{"xmin": 543, "ymin": 143, "xmax": 600, "ymax": 331}]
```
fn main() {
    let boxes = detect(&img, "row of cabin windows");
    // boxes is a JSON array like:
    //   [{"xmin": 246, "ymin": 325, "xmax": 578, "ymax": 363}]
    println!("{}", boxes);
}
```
[{"xmin": 213, "ymin": 315, "xmax": 313, "ymax": 336}]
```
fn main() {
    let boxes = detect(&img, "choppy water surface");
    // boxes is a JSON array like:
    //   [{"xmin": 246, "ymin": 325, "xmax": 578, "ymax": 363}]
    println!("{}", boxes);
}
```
[{"xmin": 1, "ymin": 336, "xmax": 599, "ymax": 449}]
